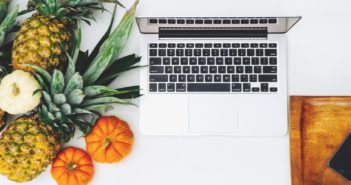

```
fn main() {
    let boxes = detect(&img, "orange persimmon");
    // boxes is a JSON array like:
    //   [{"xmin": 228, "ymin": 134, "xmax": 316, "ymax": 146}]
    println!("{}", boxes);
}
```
[
  {"xmin": 85, "ymin": 116, "xmax": 134, "ymax": 163},
  {"xmin": 51, "ymin": 147, "xmax": 94, "ymax": 185}
]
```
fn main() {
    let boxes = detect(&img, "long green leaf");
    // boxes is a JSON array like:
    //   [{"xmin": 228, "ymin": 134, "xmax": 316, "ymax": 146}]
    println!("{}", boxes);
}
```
[
  {"xmin": 96, "ymin": 54, "xmax": 141, "ymax": 85},
  {"xmin": 83, "ymin": 0, "xmax": 139, "ymax": 85},
  {"xmin": 81, "ymin": 97, "xmax": 129, "ymax": 106},
  {"xmin": 83, "ymin": 104, "xmax": 114, "ymax": 115},
  {"xmin": 65, "ymin": 22, "xmax": 81, "ymax": 82},
  {"xmin": 51, "ymin": 69, "xmax": 65, "ymax": 94},
  {"xmin": 113, "ymin": 86, "xmax": 141, "ymax": 99},
  {"xmin": 64, "ymin": 72, "xmax": 83, "ymax": 95},
  {"xmin": 24, "ymin": 64, "xmax": 52, "ymax": 83},
  {"xmin": 84, "ymin": 85, "xmax": 118, "ymax": 97},
  {"xmin": 80, "ymin": 3, "xmax": 118, "ymax": 74}
]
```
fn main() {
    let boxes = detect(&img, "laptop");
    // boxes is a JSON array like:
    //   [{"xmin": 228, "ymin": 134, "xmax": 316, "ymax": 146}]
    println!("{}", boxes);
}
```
[{"xmin": 136, "ymin": 17, "xmax": 301, "ymax": 136}]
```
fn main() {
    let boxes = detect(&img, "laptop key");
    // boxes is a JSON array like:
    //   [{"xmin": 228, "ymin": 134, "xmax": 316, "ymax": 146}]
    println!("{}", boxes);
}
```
[
  {"xmin": 194, "ymin": 49, "xmax": 202, "ymax": 56},
  {"xmin": 252, "ymin": 87, "xmax": 260, "ymax": 92},
  {"xmin": 225, "ymin": 57, "xmax": 233, "ymax": 65},
  {"xmin": 176, "ymin": 83, "xmax": 186, "ymax": 92},
  {"xmin": 270, "ymin": 87, "xmax": 278, "ymax": 92},
  {"xmin": 167, "ymin": 49, "xmax": 175, "ymax": 56},
  {"xmin": 163, "ymin": 57, "xmax": 170, "ymax": 65},
  {"xmin": 174, "ymin": 66, "xmax": 181, "ymax": 73},
  {"xmin": 180, "ymin": 57, "xmax": 188, "ymax": 65},
  {"xmin": 172, "ymin": 58, "xmax": 179, "ymax": 65},
  {"xmin": 196, "ymin": 75, "xmax": 204, "ymax": 82},
  {"xmin": 198, "ymin": 58, "xmax": 206, "ymax": 65},
  {"xmin": 159, "ymin": 49, "xmax": 166, "ymax": 56},
  {"xmin": 190, "ymin": 58, "xmax": 197, "ymax": 65},
  {"xmin": 192, "ymin": 66, "xmax": 199, "ymax": 73},
  {"xmin": 187, "ymin": 75, "xmax": 195, "ymax": 82},
  {"xmin": 150, "ymin": 66, "xmax": 164, "ymax": 73},
  {"xmin": 269, "ymin": 57, "xmax": 277, "ymax": 65},
  {"xmin": 223, "ymin": 75, "xmax": 230, "ymax": 82},
  {"xmin": 265, "ymin": 49, "xmax": 277, "ymax": 56},
  {"xmin": 170, "ymin": 75, "xmax": 177, "ymax": 82},
  {"xmin": 243, "ymin": 83, "xmax": 251, "ymax": 92},
  {"xmin": 210, "ymin": 66, "xmax": 217, "ymax": 73},
  {"xmin": 203, "ymin": 49, "xmax": 210, "ymax": 56},
  {"xmin": 201, "ymin": 66, "xmax": 208, "ymax": 73},
  {"xmin": 183, "ymin": 66, "xmax": 190, "ymax": 73},
  {"xmin": 178, "ymin": 75, "xmax": 186, "ymax": 82},
  {"xmin": 214, "ymin": 75, "xmax": 221, "ymax": 82},
  {"xmin": 229, "ymin": 49, "xmax": 237, "ymax": 56},
  {"xmin": 195, "ymin": 43, "xmax": 203, "ymax": 48},
  {"xmin": 185, "ymin": 49, "xmax": 193, "ymax": 56},
  {"xmin": 254, "ymin": 66, "xmax": 261, "ymax": 73},
  {"xmin": 241, "ymin": 75, "xmax": 248, "ymax": 82},
  {"xmin": 232, "ymin": 83, "xmax": 242, "ymax": 92},
  {"xmin": 245, "ymin": 66, "xmax": 252, "ymax": 73},
  {"xmin": 205, "ymin": 75, "xmax": 213, "ymax": 82},
  {"xmin": 159, "ymin": 43, "xmax": 167, "ymax": 48},
  {"xmin": 149, "ymin": 43, "xmax": 157, "ymax": 48},
  {"xmin": 150, "ymin": 75, "xmax": 168, "ymax": 82},
  {"xmin": 227, "ymin": 66, "xmax": 235, "ymax": 73},
  {"xmin": 218, "ymin": 66, "xmax": 226, "ymax": 73},
  {"xmin": 261, "ymin": 83, "xmax": 269, "ymax": 92},
  {"xmin": 221, "ymin": 49, "xmax": 228, "ymax": 56},
  {"xmin": 232, "ymin": 75, "xmax": 239, "ymax": 82},
  {"xmin": 188, "ymin": 83, "xmax": 230, "ymax": 92},
  {"xmin": 216, "ymin": 57, "xmax": 224, "ymax": 65},
  {"xmin": 234, "ymin": 58, "xmax": 241, "ymax": 65},
  {"xmin": 249, "ymin": 75, "xmax": 258, "ymax": 82},
  {"xmin": 186, "ymin": 43, "xmax": 194, "ymax": 48},
  {"xmin": 212, "ymin": 49, "xmax": 219, "ymax": 56},
  {"xmin": 236, "ymin": 66, "xmax": 244, "ymax": 73},
  {"xmin": 263, "ymin": 66, "xmax": 277, "ymax": 73},
  {"xmin": 167, "ymin": 83, "xmax": 175, "ymax": 92},
  {"xmin": 149, "ymin": 49, "xmax": 157, "ymax": 56},
  {"xmin": 176, "ymin": 49, "xmax": 184, "ymax": 56},
  {"xmin": 158, "ymin": 83, "xmax": 166, "ymax": 92},
  {"xmin": 259, "ymin": 75, "xmax": 277, "ymax": 82},
  {"xmin": 149, "ymin": 83, "xmax": 157, "ymax": 92},
  {"xmin": 207, "ymin": 57, "xmax": 215, "ymax": 65},
  {"xmin": 150, "ymin": 57, "xmax": 161, "ymax": 65}
]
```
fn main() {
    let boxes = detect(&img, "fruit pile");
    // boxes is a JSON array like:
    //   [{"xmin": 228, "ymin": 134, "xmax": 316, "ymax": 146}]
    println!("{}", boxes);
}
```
[{"xmin": 0, "ymin": 0, "xmax": 139, "ymax": 184}]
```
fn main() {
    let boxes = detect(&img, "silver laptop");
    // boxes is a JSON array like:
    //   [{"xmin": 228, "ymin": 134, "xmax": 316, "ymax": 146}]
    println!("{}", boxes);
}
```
[{"xmin": 136, "ymin": 17, "xmax": 301, "ymax": 136}]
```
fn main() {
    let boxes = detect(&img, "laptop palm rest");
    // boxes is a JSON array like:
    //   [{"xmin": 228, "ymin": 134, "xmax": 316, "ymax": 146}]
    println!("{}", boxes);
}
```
[{"xmin": 188, "ymin": 95, "xmax": 238, "ymax": 134}]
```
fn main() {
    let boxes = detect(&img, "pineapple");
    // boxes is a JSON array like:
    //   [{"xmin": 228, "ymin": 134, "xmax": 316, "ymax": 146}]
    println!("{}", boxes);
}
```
[
  {"xmin": 12, "ymin": 0, "xmax": 106, "ymax": 72},
  {"xmin": 0, "ymin": 1, "xmax": 139, "ymax": 183},
  {"xmin": 31, "ymin": 0, "xmax": 140, "ymax": 143},
  {"xmin": 0, "ymin": 115, "xmax": 60, "ymax": 182}
]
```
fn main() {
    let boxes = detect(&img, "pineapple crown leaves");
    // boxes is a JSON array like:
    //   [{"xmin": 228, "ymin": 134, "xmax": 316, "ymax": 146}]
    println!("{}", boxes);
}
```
[
  {"xmin": 27, "ymin": 0, "xmax": 125, "ymax": 24},
  {"xmin": 27, "ymin": 0, "xmax": 141, "ymax": 143},
  {"xmin": 82, "ymin": 0, "xmax": 140, "ymax": 85}
]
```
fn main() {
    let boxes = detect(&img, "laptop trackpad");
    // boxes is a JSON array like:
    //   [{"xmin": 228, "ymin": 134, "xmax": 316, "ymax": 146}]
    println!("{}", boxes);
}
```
[{"xmin": 189, "ymin": 95, "xmax": 238, "ymax": 134}]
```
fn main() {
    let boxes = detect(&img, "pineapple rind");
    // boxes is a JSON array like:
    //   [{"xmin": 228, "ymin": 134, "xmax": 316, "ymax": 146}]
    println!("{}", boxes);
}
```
[
  {"xmin": 0, "ymin": 115, "xmax": 60, "ymax": 182},
  {"xmin": 12, "ymin": 14, "xmax": 73, "ymax": 72}
]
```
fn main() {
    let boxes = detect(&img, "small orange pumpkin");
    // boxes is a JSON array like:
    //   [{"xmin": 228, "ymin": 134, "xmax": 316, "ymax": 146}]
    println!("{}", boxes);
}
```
[
  {"xmin": 85, "ymin": 116, "xmax": 134, "ymax": 163},
  {"xmin": 51, "ymin": 147, "xmax": 94, "ymax": 185}
]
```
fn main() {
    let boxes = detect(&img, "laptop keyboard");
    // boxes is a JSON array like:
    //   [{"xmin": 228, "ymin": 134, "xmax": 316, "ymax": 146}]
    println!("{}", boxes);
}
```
[{"xmin": 148, "ymin": 42, "xmax": 278, "ymax": 93}]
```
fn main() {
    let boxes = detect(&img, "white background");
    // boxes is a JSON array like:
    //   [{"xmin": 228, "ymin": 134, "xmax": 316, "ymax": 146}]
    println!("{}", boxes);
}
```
[{"xmin": 2, "ymin": 0, "xmax": 351, "ymax": 185}]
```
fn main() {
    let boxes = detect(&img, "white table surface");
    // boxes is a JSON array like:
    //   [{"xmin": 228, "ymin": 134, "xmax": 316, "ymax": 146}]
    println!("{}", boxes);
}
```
[{"xmin": 2, "ymin": 0, "xmax": 351, "ymax": 185}]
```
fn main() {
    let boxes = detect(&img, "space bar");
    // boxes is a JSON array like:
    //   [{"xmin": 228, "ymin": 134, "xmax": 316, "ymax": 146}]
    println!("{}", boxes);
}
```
[{"xmin": 187, "ymin": 83, "xmax": 230, "ymax": 92}]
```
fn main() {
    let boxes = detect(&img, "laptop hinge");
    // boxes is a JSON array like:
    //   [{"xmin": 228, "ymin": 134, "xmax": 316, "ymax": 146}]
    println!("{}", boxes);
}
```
[{"xmin": 159, "ymin": 27, "xmax": 268, "ymax": 39}]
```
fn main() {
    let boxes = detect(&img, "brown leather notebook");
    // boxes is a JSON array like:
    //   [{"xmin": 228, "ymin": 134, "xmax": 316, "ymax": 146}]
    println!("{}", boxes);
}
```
[{"xmin": 290, "ymin": 96, "xmax": 351, "ymax": 185}]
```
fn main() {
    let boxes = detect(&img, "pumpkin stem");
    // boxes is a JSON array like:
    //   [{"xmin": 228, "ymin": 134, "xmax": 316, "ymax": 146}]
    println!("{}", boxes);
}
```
[
  {"xmin": 68, "ymin": 162, "xmax": 78, "ymax": 171},
  {"xmin": 11, "ymin": 83, "xmax": 20, "ymax": 96},
  {"xmin": 103, "ymin": 138, "xmax": 112, "ymax": 148}
]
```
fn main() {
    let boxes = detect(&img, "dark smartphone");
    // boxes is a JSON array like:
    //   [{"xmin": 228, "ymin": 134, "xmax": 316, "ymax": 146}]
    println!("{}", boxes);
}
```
[{"xmin": 329, "ymin": 132, "xmax": 351, "ymax": 181}]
